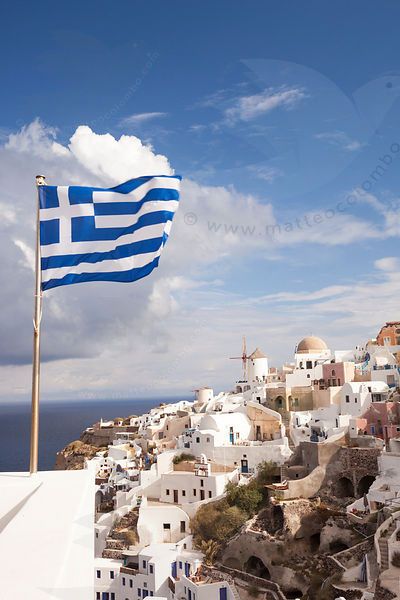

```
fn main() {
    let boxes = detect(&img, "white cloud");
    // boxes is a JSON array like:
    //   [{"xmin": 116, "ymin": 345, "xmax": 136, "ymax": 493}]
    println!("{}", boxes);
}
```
[
  {"xmin": 374, "ymin": 256, "xmax": 400, "ymax": 272},
  {"xmin": 13, "ymin": 239, "xmax": 35, "ymax": 271},
  {"xmin": 247, "ymin": 165, "xmax": 283, "ymax": 183},
  {"xmin": 68, "ymin": 126, "xmax": 173, "ymax": 182},
  {"xmin": 314, "ymin": 130, "xmax": 364, "ymax": 152},
  {"xmin": 120, "ymin": 112, "xmax": 167, "ymax": 126},
  {"xmin": 225, "ymin": 86, "xmax": 307, "ymax": 123}
]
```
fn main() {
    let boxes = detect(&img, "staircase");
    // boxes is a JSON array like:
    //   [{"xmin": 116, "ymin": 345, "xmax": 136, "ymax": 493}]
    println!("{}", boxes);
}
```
[
  {"xmin": 281, "ymin": 411, "xmax": 295, "ymax": 449},
  {"xmin": 378, "ymin": 521, "xmax": 397, "ymax": 571},
  {"xmin": 229, "ymin": 582, "xmax": 241, "ymax": 600}
]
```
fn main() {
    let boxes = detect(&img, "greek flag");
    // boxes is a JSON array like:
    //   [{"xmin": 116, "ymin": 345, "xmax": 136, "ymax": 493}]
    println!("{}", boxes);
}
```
[{"xmin": 39, "ymin": 175, "xmax": 181, "ymax": 291}]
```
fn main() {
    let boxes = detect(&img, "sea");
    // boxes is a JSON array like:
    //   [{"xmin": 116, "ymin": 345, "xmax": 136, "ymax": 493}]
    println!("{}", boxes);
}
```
[{"xmin": 0, "ymin": 397, "xmax": 185, "ymax": 472}]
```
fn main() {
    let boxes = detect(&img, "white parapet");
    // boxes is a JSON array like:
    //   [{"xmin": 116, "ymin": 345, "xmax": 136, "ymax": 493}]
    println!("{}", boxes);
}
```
[{"xmin": 0, "ymin": 468, "xmax": 95, "ymax": 600}]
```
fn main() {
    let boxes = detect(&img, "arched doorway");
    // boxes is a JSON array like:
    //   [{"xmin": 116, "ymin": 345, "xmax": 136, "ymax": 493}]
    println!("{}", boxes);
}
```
[
  {"xmin": 274, "ymin": 396, "xmax": 285, "ymax": 411},
  {"xmin": 310, "ymin": 532, "xmax": 321, "ymax": 552},
  {"xmin": 285, "ymin": 589, "xmax": 304, "ymax": 599},
  {"xmin": 271, "ymin": 505, "xmax": 284, "ymax": 533},
  {"xmin": 244, "ymin": 556, "xmax": 271, "ymax": 579},
  {"xmin": 358, "ymin": 475, "xmax": 375, "ymax": 497},
  {"xmin": 335, "ymin": 476, "xmax": 354, "ymax": 498},
  {"xmin": 329, "ymin": 540, "xmax": 349, "ymax": 554}
]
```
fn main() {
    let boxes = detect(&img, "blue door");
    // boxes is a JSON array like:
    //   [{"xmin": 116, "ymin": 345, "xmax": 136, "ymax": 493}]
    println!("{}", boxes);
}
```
[
  {"xmin": 102, "ymin": 594, "xmax": 109, "ymax": 600},
  {"xmin": 171, "ymin": 561, "xmax": 177, "ymax": 578},
  {"xmin": 229, "ymin": 427, "xmax": 234, "ymax": 444},
  {"xmin": 241, "ymin": 459, "xmax": 248, "ymax": 474},
  {"xmin": 220, "ymin": 587, "xmax": 227, "ymax": 600},
  {"xmin": 188, "ymin": 590, "xmax": 192, "ymax": 600},
  {"xmin": 185, "ymin": 562, "xmax": 190, "ymax": 577}
]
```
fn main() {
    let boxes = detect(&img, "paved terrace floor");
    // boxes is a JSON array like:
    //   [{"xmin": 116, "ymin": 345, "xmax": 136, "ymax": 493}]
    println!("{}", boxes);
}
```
[{"xmin": 0, "ymin": 469, "xmax": 94, "ymax": 600}]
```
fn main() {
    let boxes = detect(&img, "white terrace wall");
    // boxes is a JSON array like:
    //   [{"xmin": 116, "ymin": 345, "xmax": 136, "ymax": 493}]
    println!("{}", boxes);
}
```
[{"xmin": 137, "ymin": 504, "xmax": 191, "ymax": 545}]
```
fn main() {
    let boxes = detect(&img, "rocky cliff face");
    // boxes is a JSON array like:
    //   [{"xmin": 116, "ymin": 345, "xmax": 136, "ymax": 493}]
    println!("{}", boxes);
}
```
[{"xmin": 55, "ymin": 440, "xmax": 101, "ymax": 470}]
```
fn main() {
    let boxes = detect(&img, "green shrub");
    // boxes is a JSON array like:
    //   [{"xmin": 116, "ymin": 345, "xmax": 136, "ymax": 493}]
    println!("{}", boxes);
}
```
[
  {"xmin": 256, "ymin": 460, "xmax": 278, "ymax": 486},
  {"xmin": 225, "ymin": 481, "xmax": 263, "ymax": 516},
  {"xmin": 173, "ymin": 452, "xmax": 196, "ymax": 464},
  {"xmin": 190, "ymin": 500, "xmax": 247, "ymax": 545},
  {"xmin": 200, "ymin": 539, "xmax": 220, "ymax": 565}
]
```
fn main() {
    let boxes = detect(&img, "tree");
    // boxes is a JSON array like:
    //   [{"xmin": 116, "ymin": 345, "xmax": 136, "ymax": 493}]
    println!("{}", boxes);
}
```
[{"xmin": 256, "ymin": 461, "xmax": 277, "ymax": 486}]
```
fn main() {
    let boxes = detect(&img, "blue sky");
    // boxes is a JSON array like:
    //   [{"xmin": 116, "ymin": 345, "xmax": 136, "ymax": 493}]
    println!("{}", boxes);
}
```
[{"xmin": 0, "ymin": 1, "xmax": 400, "ymax": 400}]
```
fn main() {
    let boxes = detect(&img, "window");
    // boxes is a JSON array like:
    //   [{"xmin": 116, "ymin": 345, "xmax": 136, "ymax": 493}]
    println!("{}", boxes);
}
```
[
  {"xmin": 143, "ymin": 560, "xmax": 146, "ymax": 569},
  {"xmin": 200, "ymin": 479, "xmax": 204, "ymax": 487},
  {"xmin": 306, "ymin": 361, "xmax": 312, "ymax": 369},
  {"xmin": 166, "ymin": 489, "xmax": 170, "ymax": 496},
  {"xmin": 179, "ymin": 561, "xmax": 183, "ymax": 569},
  {"xmin": 182, "ymin": 489, "xmax": 186, "ymax": 496},
  {"xmin": 355, "ymin": 398, "xmax": 358, "ymax": 403},
  {"xmin": 163, "ymin": 523, "xmax": 171, "ymax": 529},
  {"xmin": 111, "ymin": 594, "xmax": 115, "ymax": 600},
  {"xmin": 96, "ymin": 570, "xmax": 101, "ymax": 579},
  {"xmin": 122, "ymin": 577, "xmax": 126, "ymax": 586},
  {"xmin": 193, "ymin": 488, "xmax": 196, "ymax": 496},
  {"xmin": 149, "ymin": 564, "xmax": 154, "ymax": 574},
  {"xmin": 368, "ymin": 387, "xmax": 371, "ymax": 393},
  {"xmin": 130, "ymin": 580, "xmax": 133, "ymax": 588},
  {"xmin": 196, "ymin": 437, "xmax": 200, "ymax": 443},
  {"xmin": 150, "ymin": 593, "xmax": 154, "ymax": 597},
  {"xmin": 110, "ymin": 571, "xmax": 114, "ymax": 579},
  {"xmin": 208, "ymin": 491, "xmax": 212, "ymax": 498},
  {"xmin": 138, "ymin": 590, "xmax": 141, "ymax": 597},
  {"xmin": 345, "ymin": 395, "xmax": 350, "ymax": 403},
  {"xmin": 180, "ymin": 521, "xmax": 186, "ymax": 533},
  {"xmin": 96, "ymin": 594, "xmax": 100, "ymax": 600},
  {"xmin": 206, "ymin": 437, "xmax": 210, "ymax": 442}
]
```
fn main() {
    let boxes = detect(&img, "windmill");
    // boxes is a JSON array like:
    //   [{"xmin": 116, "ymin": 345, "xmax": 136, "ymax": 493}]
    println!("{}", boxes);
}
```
[{"xmin": 230, "ymin": 336, "xmax": 250, "ymax": 381}]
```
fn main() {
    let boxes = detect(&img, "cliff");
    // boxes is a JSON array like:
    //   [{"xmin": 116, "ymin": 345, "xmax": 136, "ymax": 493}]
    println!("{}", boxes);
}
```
[{"xmin": 55, "ymin": 440, "xmax": 102, "ymax": 470}]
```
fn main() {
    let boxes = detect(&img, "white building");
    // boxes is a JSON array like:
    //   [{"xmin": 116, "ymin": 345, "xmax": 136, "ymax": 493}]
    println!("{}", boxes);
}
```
[
  {"xmin": 247, "ymin": 348, "xmax": 269, "ymax": 383},
  {"xmin": 370, "ymin": 346, "xmax": 400, "ymax": 389},
  {"xmin": 340, "ymin": 381, "xmax": 389, "ymax": 417},
  {"xmin": 160, "ymin": 457, "xmax": 238, "ymax": 504},
  {"xmin": 286, "ymin": 336, "xmax": 332, "ymax": 388}
]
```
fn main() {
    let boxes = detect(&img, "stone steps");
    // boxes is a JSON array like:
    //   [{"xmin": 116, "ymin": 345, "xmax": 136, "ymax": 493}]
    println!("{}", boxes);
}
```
[{"xmin": 378, "ymin": 521, "xmax": 397, "ymax": 570}]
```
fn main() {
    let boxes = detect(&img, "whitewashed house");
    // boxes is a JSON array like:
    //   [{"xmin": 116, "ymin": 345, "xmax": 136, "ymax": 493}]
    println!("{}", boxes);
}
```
[{"xmin": 340, "ymin": 381, "xmax": 389, "ymax": 417}]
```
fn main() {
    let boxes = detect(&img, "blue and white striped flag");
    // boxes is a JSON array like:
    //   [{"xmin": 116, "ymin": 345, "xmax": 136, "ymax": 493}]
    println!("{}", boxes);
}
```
[{"xmin": 39, "ymin": 175, "xmax": 181, "ymax": 291}]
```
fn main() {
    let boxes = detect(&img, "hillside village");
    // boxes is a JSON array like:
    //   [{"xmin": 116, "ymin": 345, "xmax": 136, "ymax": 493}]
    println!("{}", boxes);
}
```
[{"xmin": 59, "ymin": 321, "xmax": 400, "ymax": 600}]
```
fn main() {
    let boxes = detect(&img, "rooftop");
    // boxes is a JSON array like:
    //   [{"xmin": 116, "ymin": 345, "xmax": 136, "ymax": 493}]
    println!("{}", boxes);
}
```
[{"xmin": 0, "ymin": 469, "xmax": 94, "ymax": 599}]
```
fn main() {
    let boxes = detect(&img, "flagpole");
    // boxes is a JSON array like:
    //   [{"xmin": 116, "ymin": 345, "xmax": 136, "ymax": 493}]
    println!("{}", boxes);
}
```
[{"xmin": 29, "ymin": 175, "xmax": 45, "ymax": 474}]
